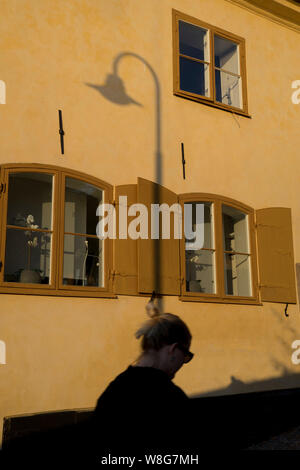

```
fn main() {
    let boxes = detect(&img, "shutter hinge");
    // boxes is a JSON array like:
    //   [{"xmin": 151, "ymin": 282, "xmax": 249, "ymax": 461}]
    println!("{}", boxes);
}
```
[
  {"xmin": 109, "ymin": 269, "xmax": 120, "ymax": 281},
  {"xmin": 0, "ymin": 183, "xmax": 6, "ymax": 194},
  {"xmin": 0, "ymin": 261, "xmax": 3, "ymax": 272},
  {"xmin": 259, "ymin": 284, "xmax": 289, "ymax": 288}
]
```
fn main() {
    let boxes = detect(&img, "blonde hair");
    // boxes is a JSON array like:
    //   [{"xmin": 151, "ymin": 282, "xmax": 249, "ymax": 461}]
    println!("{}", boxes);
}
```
[{"xmin": 135, "ymin": 302, "xmax": 192, "ymax": 353}]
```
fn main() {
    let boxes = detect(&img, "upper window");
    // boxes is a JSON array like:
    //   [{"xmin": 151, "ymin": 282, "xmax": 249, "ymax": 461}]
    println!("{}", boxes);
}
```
[
  {"xmin": 0, "ymin": 164, "xmax": 113, "ymax": 297},
  {"xmin": 173, "ymin": 10, "xmax": 249, "ymax": 115},
  {"xmin": 180, "ymin": 194, "xmax": 258, "ymax": 303}
]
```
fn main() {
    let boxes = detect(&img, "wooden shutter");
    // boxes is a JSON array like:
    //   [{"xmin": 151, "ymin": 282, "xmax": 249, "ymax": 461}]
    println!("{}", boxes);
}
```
[
  {"xmin": 256, "ymin": 207, "xmax": 297, "ymax": 303},
  {"xmin": 137, "ymin": 178, "xmax": 180, "ymax": 295},
  {"xmin": 113, "ymin": 184, "xmax": 138, "ymax": 295}
]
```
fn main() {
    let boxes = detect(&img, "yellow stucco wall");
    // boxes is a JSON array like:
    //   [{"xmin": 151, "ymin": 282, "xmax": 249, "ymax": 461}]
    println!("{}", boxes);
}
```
[{"xmin": 0, "ymin": 0, "xmax": 300, "ymax": 444}]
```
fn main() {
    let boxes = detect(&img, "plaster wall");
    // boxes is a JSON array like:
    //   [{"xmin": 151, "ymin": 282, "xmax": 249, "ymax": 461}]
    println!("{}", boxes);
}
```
[{"xmin": 0, "ymin": 0, "xmax": 299, "ymax": 444}]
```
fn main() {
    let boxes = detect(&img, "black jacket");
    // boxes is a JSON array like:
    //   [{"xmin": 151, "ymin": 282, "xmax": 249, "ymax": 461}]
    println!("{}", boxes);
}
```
[{"xmin": 92, "ymin": 365, "xmax": 190, "ymax": 457}]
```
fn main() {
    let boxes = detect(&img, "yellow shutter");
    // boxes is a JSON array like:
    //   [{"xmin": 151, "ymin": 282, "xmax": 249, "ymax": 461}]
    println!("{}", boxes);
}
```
[
  {"xmin": 137, "ymin": 178, "xmax": 180, "ymax": 295},
  {"xmin": 113, "ymin": 184, "xmax": 138, "ymax": 295},
  {"xmin": 256, "ymin": 207, "xmax": 297, "ymax": 303}
]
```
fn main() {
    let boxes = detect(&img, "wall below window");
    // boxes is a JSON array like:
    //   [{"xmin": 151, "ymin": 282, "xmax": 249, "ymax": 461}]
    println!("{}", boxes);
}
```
[{"xmin": 1, "ymin": 293, "xmax": 300, "ymax": 445}]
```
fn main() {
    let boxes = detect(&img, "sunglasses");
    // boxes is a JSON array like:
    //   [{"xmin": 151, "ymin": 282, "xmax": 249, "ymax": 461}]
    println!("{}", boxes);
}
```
[{"xmin": 176, "ymin": 344, "xmax": 194, "ymax": 363}]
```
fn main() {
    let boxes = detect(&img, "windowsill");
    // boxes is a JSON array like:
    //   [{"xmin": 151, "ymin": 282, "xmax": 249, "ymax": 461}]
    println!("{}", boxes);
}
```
[
  {"xmin": 180, "ymin": 295, "xmax": 262, "ymax": 305},
  {"xmin": 174, "ymin": 90, "xmax": 251, "ymax": 118},
  {"xmin": 0, "ymin": 286, "xmax": 117, "ymax": 299}
]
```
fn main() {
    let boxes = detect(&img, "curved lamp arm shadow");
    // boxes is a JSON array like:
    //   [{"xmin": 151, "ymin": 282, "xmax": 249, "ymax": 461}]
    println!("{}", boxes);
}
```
[
  {"xmin": 85, "ymin": 52, "xmax": 163, "ymax": 310},
  {"xmin": 85, "ymin": 51, "xmax": 162, "ymax": 185}
]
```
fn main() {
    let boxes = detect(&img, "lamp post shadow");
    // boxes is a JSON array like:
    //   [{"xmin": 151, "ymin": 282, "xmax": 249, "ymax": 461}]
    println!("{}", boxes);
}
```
[{"xmin": 86, "ymin": 52, "xmax": 163, "ymax": 311}]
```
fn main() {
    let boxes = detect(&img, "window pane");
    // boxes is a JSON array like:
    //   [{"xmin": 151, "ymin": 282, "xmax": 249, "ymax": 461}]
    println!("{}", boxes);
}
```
[
  {"xmin": 64, "ymin": 177, "xmax": 103, "ymax": 235},
  {"xmin": 180, "ymin": 57, "xmax": 210, "ymax": 97},
  {"xmin": 224, "ymin": 253, "xmax": 252, "ymax": 296},
  {"xmin": 215, "ymin": 70, "xmax": 242, "ymax": 108},
  {"xmin": 186, "ymin": 250, "xmax": 216, "ymax": 294},
  {"xmin": 7, "ymin": 173, "xmax": 53, "ymax": 230},
  {"xmin": 222, "ymin": 205, "xmax": 249, "ymax": 253},
  {"xmin": 214, "ymin": 35, "xmax": 240, "ymax": 74},
  {"xmin": 179, "ymin": 21, "xmax": 210, "ymax": 62},
  {"xmin": 4, "ymin": 228, "xmax": 51, "ymax": 284},
  {"xmin": 184, "ymin": 202, "xmax": 213, "ymax": 249},
  {"xmin": 63, "ymin": 235, "xmax": 104, "ymax": 287}
]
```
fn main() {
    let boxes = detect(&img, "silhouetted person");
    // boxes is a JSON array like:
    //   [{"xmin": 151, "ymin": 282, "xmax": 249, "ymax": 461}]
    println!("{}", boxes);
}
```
[
  {"xmin": 0, "ymin": 306, "xmax": 195, "ymax": 466},
  {"xmin": 91, "ymin": 303, "xmax": 194, "ymax": 459}
]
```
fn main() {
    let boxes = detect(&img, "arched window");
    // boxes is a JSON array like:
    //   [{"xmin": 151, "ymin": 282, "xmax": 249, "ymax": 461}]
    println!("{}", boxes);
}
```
[
  {"xmin": 179, "ymin": 194, "xmax": 259, "ymax": 303},
  {"xmin": 0, "ymin": 164, "xmax": 113, "ymax": 297}
]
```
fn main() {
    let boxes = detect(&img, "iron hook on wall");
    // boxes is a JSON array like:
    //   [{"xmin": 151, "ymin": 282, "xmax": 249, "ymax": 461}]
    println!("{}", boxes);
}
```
[
  {"xmin": 181, "ymin": 143, "xmax": 186, "ymax": 179},
  {"xmin": 58, "ymin": 110, "xmax": 65, "ymax": 155},
  {"xmin": 284, "ymin": 303, "xmax": 289, "ymax": 317}
]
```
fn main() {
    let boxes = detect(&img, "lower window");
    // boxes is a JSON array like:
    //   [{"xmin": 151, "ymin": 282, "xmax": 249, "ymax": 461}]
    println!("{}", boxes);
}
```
[
  {"xmin": 180, "ymin": 195, "xmax": 258, "ymax": 303},
  {"xmin": 0, "ymin": 165, "xmax": 112, "ymax": 297}
]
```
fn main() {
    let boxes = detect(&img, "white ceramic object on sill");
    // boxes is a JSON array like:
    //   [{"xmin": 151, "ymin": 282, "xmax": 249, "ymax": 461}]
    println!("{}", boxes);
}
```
[{"xmin": 20, "ymin": 269, "xmax": 41, "ymax": 284}]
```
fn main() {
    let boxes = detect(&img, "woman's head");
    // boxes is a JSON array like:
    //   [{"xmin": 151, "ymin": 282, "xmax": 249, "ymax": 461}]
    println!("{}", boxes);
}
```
[{"xmin": 134, "ymin": 303, "xmax": 193, "ymax": 378}]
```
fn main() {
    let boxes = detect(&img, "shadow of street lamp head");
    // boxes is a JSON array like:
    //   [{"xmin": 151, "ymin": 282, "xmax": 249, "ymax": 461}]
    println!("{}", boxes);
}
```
[
  {"xmin": 85, "ymin": 73, "xmax": 142, "ymax": 106},
  {"xmin": 86, "ymin": 52, "xmax": 163, "ymax": 311}
]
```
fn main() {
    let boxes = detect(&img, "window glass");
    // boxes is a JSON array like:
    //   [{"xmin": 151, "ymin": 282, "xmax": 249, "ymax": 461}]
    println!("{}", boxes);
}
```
[
  {"xmin": 63, "ymin": 235, "xmax": 104, "ymax": 287},
  {"xmin": 222, "ymin": 205, "xmax": 249, "ymax": 253},
  {"xmin": 186, "ymin": 250, "xmax": 216, "ymax": 294},
  {"xmin": 4, "ymin": 172, "xmax": 53, "ymax": 284},
  {"xmin": 214, "ymin": 36, "xmax": 241, "ymax": 109},
  {"xmin": 179, "ymin": 21, "xmax": 210, "ymax": 61},
  {"xmin": 180, "ymin": 58, "xmax": 210, "ymax": 97},
  {"xmin": 7, "ymin": 172, "xmax": 53, "ymax": 230},
  {"xmin": 185, "ymin": 202, "xmax": 216, "ymax": 294},
  {"xmin": 215, "ymin": 70, "xmax": 242, "ymax": 109},
  {"xmin": 222, "ymin": 205, "xmax": 252, "ymax": 297},
  {"xmin": 224, "ymin": 253, "xmax": 252, "ymax": 296},
  {"xmin": 64, "ymin": 177, "xmax": 103, "ymax": 235},
  {"xmin": 185, "ymin": 202, "xmax": 214, "ymax": 249},
  {"xmin": 63, "ymin": 178, "xmax": 104, "ymax": 288},
  {"xmin": 179, "ymin": 20, "xmax": 210, "ymax": 98},
  {"xmin": 4, "ymin": 229, "xmax": 51, "ymax": 284},
  {"xmin": 214, "ymin": 35, "xmax": 240, "ymax": 74}
]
